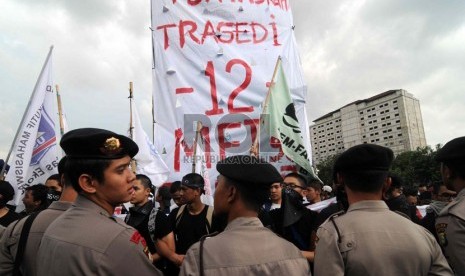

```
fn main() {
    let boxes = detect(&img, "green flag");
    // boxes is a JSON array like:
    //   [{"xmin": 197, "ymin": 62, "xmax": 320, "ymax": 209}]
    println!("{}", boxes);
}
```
[{"xmin": 263, "ymin": 58, "xmax": 319, "ymax": 181}]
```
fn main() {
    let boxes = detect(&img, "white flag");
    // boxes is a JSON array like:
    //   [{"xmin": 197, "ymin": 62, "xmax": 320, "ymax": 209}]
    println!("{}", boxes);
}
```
[
  {"xmin": 194, "ymin": 134, "xmax": 214, "ymax": 206},
  {"xmin": 132, "ymin": 101, "xmax": 169, "ymax": 187},
  {"xmin": 5, "ymin": 47, "xmax": 60, "ymax": 205}
]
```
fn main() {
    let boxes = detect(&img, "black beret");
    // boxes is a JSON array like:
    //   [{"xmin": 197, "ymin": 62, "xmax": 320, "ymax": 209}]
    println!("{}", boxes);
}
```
[
  {"xmin": 181, "ymin": 173, "xmax": 205, "ymax": 189},
  {"xmin": 436, "ymin": 136, "xmax": 465, "ymax": 162},
  {"xmin": 216, "ymin": 155, "xmax": 283, "ymax": 186},
  {"xmin": 60, "ymin": 128, "xmax": 138, "ymax": 159},
  {"xmin": 334, "ymin": 144, "xmax": 394, "ymax": 173}
]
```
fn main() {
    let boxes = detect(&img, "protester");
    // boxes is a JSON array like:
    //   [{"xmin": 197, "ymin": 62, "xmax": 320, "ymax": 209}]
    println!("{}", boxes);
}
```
[
  {"xmin": 306, "ymin": 180, "xmax": 322, "ymax": 205},
  {"xmin": 0, "ymin": 181, "xmax": 20, "ymax": 227},
  {"xmin": 180, "ymin": 155, "xmax": 310, "ymax": 275},
  {"xmin": 384, "ymin": 173, "xmax": 419, "ymax": 222},
  {"xmin": 155, "ymin": 173, "xmax": 219, "ymax": 275},
  {"xmin": 269, "ymin": 172, "xmax": 318, "ymax": 263},
  {"xmin": 35, "ymin": 128, "xmax": 162, "ymax": 275},
  {"xmin": 263, "ymin": 181, "xmax": 282, "ymax": 212},
  {"xmin": 0, "ymin": 156, "xmax": 77, "ymax": 276},
  {"xmin": 125, "ymin": 174, "xmax": 156, "ymax": 255},
  {"xmin": 44, "ymin": 174, "xmax": 62, "ymax": 205},
  {"xmin": 420, "ymin": 181, "xmax": 456, "ymax": 242},
  {"xmin": 169, "ymin": 181, "xmax": 183, "ymax": 211},
  {"xmin": 314, "ymin": 144, "xmax": 452, "ymax": 275},
  {"xmin": 19, "ymin": 185, "xmax": 48, "ymax": 217},
  {"xmin": 321, "ymin": 185, "xmax": 332, "ymax": 200},
  {"xmin": 435, "ymin": 136, "xmax": 465, "ymax": 275}
]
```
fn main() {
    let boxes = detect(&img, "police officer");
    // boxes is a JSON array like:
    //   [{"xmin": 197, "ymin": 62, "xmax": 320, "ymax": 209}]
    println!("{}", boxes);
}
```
[
  {"xmin": 36, "ymin": 128, "xmax": 162, "ymax": 276},
  {"xmin": 180, "ymin": 155, "xmax": 310, "ymax": 276},
  {"xmin": 435, "ymin": 136, "xmax": 465, "ymax": 275},
  {"xmin": 314, "ymin": 144, "xmax": 452, "ymax": 276},
  {"xmin": 0, "ymin": 156, "xmax": 76, "ymax": 276}
]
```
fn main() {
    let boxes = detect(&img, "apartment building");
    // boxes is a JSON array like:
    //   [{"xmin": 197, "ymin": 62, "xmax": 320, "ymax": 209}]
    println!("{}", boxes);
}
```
[{"xmin": 310, "ymin": 89, "xmax": 427, "ymax": 165}]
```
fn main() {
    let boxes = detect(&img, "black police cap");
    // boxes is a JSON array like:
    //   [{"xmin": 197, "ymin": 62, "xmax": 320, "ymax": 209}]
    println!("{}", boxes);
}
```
[
  {"xmin": 60, "ymin": 128, "xmax": 138, "ymax": 159},
  {"xmin": 436, "ymin": 136, "xmax": 465, "ymax": 162},
  {"xmin": 334, "ymin": 144, "xmax": 393, "ymax": 173},
  {"xmin": 216, "ymin": 155, "xmax": 283, "ymax": 186}
]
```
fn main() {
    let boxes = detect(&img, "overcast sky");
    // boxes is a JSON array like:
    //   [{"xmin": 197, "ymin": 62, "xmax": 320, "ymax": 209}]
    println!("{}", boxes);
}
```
[{"xmin": 1, "ymin": 0, "xmax": 464, "ymax": 160}]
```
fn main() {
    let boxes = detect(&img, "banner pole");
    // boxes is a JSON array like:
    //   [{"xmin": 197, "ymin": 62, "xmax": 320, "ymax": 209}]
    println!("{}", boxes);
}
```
[
  {"xmin": 192, "ymin": 121, "xmax": 202, "ymax": 173},
  {"xmin": 250, "ymin": 56, "xmax": 282, "ymax": 157},
  {"xmin": 129, "ymin": 82, "xmax": 137, "ymax": 173},
  {"xmin": 55, "ymin": 84, "xmax": 65, "ymax": 137},
  {"xmin": 1, "ymin": 46, "xmax": 54, "ymax": 179}
]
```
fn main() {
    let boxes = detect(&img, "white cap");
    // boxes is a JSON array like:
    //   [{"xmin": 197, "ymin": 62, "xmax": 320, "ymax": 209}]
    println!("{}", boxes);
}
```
[{"xmin": 322, "ymin": 185, "xmax": 332, "ymax": 193}]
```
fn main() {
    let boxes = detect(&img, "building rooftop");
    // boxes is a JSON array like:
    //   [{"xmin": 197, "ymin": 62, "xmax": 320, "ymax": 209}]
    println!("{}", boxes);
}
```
[{"xmin": 312, "ymin": 89, "xmax": 402, "ymax": 122}]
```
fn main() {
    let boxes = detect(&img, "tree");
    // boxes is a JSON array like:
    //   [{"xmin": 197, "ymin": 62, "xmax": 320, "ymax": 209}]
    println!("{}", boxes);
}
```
[
  {"xmin": 315, "ymin": 154, "xmax": 340, "ymax": 186},
  {"xmin": 391, "ymin": 145, "xmax": 442, "ymax": 187}
]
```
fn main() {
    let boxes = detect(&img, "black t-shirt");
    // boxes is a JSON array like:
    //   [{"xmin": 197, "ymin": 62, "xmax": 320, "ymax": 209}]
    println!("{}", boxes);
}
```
[
  {"xmin": 0, "ymin": 210, "xmax": 21, "ymax": 227},
  {"xmin": 153, "ymin": 208, "xmax": 170, "ymax": 240},
  {"xmin": 164, "ymin": 205, "xmax": 218, "ymax": 254}
]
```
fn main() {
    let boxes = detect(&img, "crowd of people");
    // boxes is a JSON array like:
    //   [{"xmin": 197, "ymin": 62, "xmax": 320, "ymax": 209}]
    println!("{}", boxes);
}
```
[{"xmin": 0, "ymin": 127, "xmax": 463, "ymax": 275}]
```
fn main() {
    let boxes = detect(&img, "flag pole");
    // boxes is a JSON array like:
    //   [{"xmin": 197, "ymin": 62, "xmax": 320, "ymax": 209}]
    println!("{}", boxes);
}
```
[
  {"xmin": 192, "ymin": 121, "xmax": 203, "ymax": 173},
  {"xmin": 55, "ymin": 84, "xmax": 65, "ymax": 137},
  {"xmin": 129, "ymin": 82, "xmax": 137, "ymax": 173},
  {"xmin": 250, "ymin": 56, "xmax": 282, "ymax": 157},
  {"xmin": 1, "ymin": 46, "xmax": 54, "ymax": 180}
]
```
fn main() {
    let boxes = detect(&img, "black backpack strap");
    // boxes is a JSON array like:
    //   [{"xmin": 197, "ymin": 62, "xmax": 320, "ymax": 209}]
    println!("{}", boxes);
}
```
[
  {"xmin": 199, "ymin": 231, "xmax": 219, "ymax": 276},
  {"xmin": 13, "ymin": 211, "xmax": 41, "ymax": 276}
]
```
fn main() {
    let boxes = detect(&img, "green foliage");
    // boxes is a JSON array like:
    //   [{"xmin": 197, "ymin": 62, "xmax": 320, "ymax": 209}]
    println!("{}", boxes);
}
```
[
  {"xmin": 315, "ymin": 154, "xmax": 340, "ymax": 186},
  {"xmin": 314, "ymin": 145, "xmax": 443, "ymax": 187},
  {"xmin": 391, "ymin": 145, "xmax": 442, "ymax": 187}
]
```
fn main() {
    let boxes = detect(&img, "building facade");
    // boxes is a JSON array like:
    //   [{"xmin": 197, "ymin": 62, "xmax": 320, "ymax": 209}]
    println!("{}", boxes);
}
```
[{"xmin": 310, "ymin": 89, "xmax": 427, "ymax": 165}]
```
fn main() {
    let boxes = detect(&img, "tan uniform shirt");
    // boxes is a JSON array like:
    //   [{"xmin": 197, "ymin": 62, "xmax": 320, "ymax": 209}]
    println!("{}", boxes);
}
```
[
  {"xmin": 0, "ymin": 201, "xmax": 72, "ymax": 276},
  {"xmin": 436, "ymin": 189, "xmax": 465, "ymax": 275},
  {"xmin": 180, "ymin": 217, "xmax": 311, "ymax": 276},
  {"xmin": 315, "ymin": 200, "xmax": 452, "ymax": 276},
  {"xmin": 36, "ymin": 195, "xmax": 162, "ymax": 276}
]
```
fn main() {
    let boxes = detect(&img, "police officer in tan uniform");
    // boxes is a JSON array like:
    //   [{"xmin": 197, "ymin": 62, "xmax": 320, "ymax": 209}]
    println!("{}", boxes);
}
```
[
  {"xmin": 180, "ymin": 155, "xmax": 310, "ymax": 276},
  {"xmin": 36, "ymin": 128, "xmax": 162, "ymax": 276},
  {"xmin": 435, "ymin": 136, "xmax": 465, "ymax": 275},
  {"xmin": 0, "ymin": 157, "xmax": 77, "ymax": 276},
  {"xmin": 314, "ymin": 144, "xmax": 452, "ymax": 276}
]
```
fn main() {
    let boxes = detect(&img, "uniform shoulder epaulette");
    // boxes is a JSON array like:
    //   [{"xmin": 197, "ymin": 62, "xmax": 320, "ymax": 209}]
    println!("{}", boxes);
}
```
[{"xmin": 328, "ymin": 210, "xmax": 345, "ymax": 243}]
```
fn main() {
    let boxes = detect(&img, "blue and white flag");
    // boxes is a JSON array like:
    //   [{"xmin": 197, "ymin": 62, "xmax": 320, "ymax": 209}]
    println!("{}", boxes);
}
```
[{"xmin": 5, "ymin": 47, "xmax": 60, "ymax": 205}]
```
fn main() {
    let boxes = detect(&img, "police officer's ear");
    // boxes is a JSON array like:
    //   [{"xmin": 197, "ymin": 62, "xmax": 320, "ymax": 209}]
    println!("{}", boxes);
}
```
[
  {"xmin": 78, "ymin": 174, "xmax": 98, "ymax": 194},
  {"xmin": 382, "ymin": 176, "xmax": 392, "ymax": 199}
]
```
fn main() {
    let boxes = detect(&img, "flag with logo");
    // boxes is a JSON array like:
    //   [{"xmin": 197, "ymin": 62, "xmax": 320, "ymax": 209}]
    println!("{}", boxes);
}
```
[
  {"xmin": 5, "ymin": 47, "xmax": 60, "ymax": 205},
  {"xmin": 263, "ymin": 58, "xmax": 319, "ymax": 181},
  {"xmin": 131, "ymin": 101, "xmax": 170, "ymax": 187}
]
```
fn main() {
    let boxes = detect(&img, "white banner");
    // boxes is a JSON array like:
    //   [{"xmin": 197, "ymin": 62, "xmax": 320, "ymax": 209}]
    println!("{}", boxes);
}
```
[
  {"xmin": 5, "ymin": 47, "xmax": 59, "ymax": 205},
  {"xmin": 151, "ymin": 1, "xmax": 310, "ymax": 184},
  {"xmin": 131, "ymin": 99, "xmax": 170, "ymax": 187}
]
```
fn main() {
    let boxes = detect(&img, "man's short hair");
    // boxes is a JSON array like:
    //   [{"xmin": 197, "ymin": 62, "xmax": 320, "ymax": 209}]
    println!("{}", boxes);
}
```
[
  {"xmin": 224, "ymin": 177, "xmax": 269, "ymax": 212},
  {"xmin": 136, "ymin": 174, "xmax": 152, "ymax": 189},
  {"xmin": 307, "ymin": 180, "xmax": 322, "ymax": 192},
  {"xmin": 65, "ymin": 158, "xmax": 112, "ymax": 193},
  {"xmin": 170, "ymin": 181, "xmax": 182, "ymax": 194},
  {"xmin": 0, "ymin": 180, "xmax": 15, "ymax": 202},
  {"xmin": 284, "ymin": 172, "xmax": 308, "ymax": 188},
  {"xmin": 25, "ymin": 184, "xmax": 48, "ymax": 204}
]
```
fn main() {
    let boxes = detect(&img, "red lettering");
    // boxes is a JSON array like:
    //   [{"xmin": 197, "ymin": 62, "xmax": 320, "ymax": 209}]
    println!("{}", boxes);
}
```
[
  {"xmin": 269, "ymin": 137, "xmax": 284, "ymax": 162},
  {"xmin": 180, "ymin": 20, "xmax": 200, "ymax": 48},
  {"xmin": 269, "ymin": 22, "xmax": 281, "ymax": 46},
  {"xmin": 226, "ymin": 59, "xmax": 253, "ymax": 113},
  {"xmin": 218, "ymin": 122, "xmax": 241, "ymax": 159},
  {"xmin": 235, "ymin": 22, "xmax": 251, "ymax": 44},
  {"xmin": 280, "ymin": 165, "xmax": 296, "ymax": 175},
  {"xmin": 188, "ymin": 0, "xmax": 202, "ymax": 5},
  {"xmin": 216, "ymin": 22, "xmax": 234, "ymax": 43},
  {"xmin": 250, "ymin": 22, "xmax": 268, "ymax": 44},
  {"xmin": 157, "ymin": 23, "xmax": 177, "ymax": 50},
  {"xmin": 204, "ymin": 61, "xmax": 224, "ymax": 116},
  {"xmin": 201, "ymin": 20, "xmax": 219, "ymax": 44}
]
